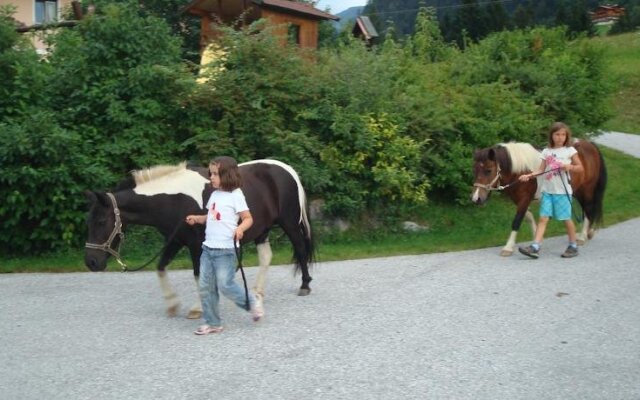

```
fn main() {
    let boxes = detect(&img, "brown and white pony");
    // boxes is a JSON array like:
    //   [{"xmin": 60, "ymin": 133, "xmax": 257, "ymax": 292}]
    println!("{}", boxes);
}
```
[
  {"xmin": 84, "ymin": 160, "xmax": 314, "ymax": 318},
  {"xmin": 471, "ymin": 141, "xmax": 607, "ymax": 256}
]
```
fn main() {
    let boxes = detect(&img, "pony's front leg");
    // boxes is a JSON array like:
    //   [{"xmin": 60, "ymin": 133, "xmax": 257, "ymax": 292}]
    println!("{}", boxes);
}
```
[
  {"xmin": 501, "ymin": 208, "xmax": 535, "ymax": 256},
  {"xmin": 157, "ymin": 270, "xmax": 180, "ymax": 317},
  {"xmin": 253, "ymin": 240, "xmax": 273, "ymax": 299},
  {"xmin": 187, "ymin": 276, "xmax": 203, "ymax": 319}
]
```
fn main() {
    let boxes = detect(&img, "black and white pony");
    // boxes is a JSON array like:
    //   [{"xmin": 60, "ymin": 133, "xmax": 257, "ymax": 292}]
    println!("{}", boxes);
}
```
[{"xmin": 84, "ymin": 160, "xmax": 314, "ymax": 319}]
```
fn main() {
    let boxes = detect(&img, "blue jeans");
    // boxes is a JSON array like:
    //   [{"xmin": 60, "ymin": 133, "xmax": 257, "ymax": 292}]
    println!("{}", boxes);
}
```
[{"xmin": 198, "ymin": 246, "xmax": 255, "ymax": 327}]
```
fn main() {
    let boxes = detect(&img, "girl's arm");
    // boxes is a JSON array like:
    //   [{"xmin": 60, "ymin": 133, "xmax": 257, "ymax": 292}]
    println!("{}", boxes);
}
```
[
  {"xmin": 185, "ymin": 214, "xmax": 207, "ymax": 225},
  {"xmin": 234, "ymin": 210, "xmax": 253, "ymax": 241},
  {"xmin": 519, "ymin": 160, "xmax": 546, "ymax": 182},
  {"xmin": 566, "ymin": 153, "xmax": 583, "ymax": 173}
]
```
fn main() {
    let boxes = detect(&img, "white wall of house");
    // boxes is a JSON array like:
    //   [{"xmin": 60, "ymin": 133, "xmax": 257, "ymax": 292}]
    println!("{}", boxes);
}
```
[{"xmin": 1, "ymin": 0, "xmax": 73, "ymax": 53}]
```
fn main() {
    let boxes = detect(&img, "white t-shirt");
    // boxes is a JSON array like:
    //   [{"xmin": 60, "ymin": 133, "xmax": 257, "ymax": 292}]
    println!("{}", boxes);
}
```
[
  {"xmin": 203, "ymin": 188, "xmax": 249, "ymax": 249},
  {"xmin": 539, "ymin": 146, "xmax": 577, "ymax": 195}
]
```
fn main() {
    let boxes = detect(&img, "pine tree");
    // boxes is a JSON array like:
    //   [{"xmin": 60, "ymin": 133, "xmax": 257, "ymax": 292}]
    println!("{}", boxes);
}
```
[
  {"xmin": 484, "ymin": 1, "xmax": 511, "ymax": 32},
  {"xmin": 568, "ymin": 0, "xmax": 595, "ymax": 37},
  {"xmin": 513, "ymin": 3, "xmax": 534, "ymax": 28},
  {"xmin": 555, "ymin": 1, "xmax": 569, "ymax": 27},
  {"xmin": 456, "ymin": 0, "xmax": 486, "ymax": 41}
]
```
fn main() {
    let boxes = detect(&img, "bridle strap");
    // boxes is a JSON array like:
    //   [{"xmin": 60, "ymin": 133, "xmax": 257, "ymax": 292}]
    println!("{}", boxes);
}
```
[
  {"xmin": 473, "ymin": 164, "xmax": 503, "ymax": 191},
  {"xmin": 85, "ymin": 192, "xmax": 127, "ymax": 269},
  {"xmin": 473, "ymin": 165, "xmax": 565, "ymax": 192}
]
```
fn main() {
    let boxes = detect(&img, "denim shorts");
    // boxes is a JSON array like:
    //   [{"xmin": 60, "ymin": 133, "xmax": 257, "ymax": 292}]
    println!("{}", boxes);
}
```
[{"xmin": 540, "ymin": 192, "xmax": 572, "ymax": 220}]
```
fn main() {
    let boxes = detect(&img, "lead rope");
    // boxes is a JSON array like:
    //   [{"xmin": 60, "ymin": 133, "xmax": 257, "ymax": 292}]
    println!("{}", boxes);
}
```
[
  {"xmin": 560, "ymin": 170, "xmax": 584, "ymax": 223},
  {"xmin": 123, "ymin": 220, "xmax": 187, "ymax": 272},
  {"xmin": 488, "ymin": 166, "xmax": 563, "ymax": 191},
  {"xmin": 234, "ymin": 240, "xmax": 251, "ymax": 311}
]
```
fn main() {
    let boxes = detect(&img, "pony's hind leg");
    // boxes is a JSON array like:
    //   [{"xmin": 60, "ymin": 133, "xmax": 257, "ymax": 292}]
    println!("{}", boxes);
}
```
[
  {"xmin": 187, "ymin": 275, "xmax": 203, "ymax": 319},
  {"xmin": 502, "ymin": 231, "xmax": 518, "ymax": 256},
  {"xmin": 253, "ymin": 239, "xmax": 273, "ymax": 299},
  {"xmin": 157, "ymin": 270, "xmax": 180, "ymax": 317},
  {"xmin": 576, "ymin": 216, "xmax": 591, "ymax": 245},
  {"xmin": 525, "ymin": 210, "xmax": 536, "ymax": 238},
  {"xmin": 280, "ymin": 222, "xmax": 313, "ymax": 296}
]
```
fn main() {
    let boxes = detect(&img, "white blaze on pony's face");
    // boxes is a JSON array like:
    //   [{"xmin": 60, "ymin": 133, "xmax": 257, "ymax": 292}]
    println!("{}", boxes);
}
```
[
  {"xmin": 132, "ymin": 163, "xmax": 209, "ymax": 208},
  {"xmin": 471, "ymin": 158, "xmax": 497, "ymax": 205}
]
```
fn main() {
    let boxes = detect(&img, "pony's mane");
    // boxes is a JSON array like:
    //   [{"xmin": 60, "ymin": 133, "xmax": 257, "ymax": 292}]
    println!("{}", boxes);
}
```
[
  {"xmin": 500, "ymin": 142, "xmax": 541, "ymax": 174},
  {"xmin": 132, "ymin": 162, "xmax": 188, "ymax": 185}
]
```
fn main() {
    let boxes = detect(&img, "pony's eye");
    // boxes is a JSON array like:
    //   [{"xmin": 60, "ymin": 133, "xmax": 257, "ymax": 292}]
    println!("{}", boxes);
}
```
[{"xmin": 484, "ymin": 169, "xmax": 492, "ymax": 175}]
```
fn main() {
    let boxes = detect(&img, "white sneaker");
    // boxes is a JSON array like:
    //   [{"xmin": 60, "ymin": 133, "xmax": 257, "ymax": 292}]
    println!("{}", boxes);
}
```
[{"xmin": 193, "ymin": 325, "xmax": 223, "ymax": 335}]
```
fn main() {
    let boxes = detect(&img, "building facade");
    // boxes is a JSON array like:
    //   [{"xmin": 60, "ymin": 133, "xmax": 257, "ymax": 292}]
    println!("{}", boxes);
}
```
[{"xmin": 1, "ymin": 0, "xmax": 73, "ymax": 53}]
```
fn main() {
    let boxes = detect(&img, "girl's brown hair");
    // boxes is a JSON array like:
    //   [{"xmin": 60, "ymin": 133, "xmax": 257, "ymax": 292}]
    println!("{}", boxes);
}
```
[
  {"xmin": 210, "ymin": 156, "xmax": 242, "ymax": 191},
  {"xmin": 547, "ymin": 121, "xmax": 573, "ymax": 147}
]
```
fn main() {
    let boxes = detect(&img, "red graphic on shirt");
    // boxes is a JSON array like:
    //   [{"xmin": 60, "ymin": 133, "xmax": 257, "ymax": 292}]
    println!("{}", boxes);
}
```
[{"xmin": 210, "ymin": 202, "xmax": 221, "ymax": 220}]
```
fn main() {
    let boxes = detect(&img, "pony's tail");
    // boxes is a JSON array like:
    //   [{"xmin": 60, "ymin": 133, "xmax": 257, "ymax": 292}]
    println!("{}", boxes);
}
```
[
  {"xmin": 294, "ymin": 189, "xmax": 315, "ymax": 274},
  {"xmin": 591, "ymin": 146, "xmax": 607, "ymax": 227}
]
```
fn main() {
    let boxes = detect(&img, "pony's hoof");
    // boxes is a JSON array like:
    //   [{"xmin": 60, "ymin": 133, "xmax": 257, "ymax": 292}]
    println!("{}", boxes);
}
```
[
  {"xmin": 500, "ymin": 249, "xmax": 513, "ymax": 257},
  {"xmin": 297, "ymin": 288, "xmax": 311, "ymax": 296},
  {"xmin": 576, "ymin": 238, "xmax": 586, "ymax": 246},
  {"xmin": 166, "ymin": 304, "xmax": 180, "ymax": 317},
  {"xmin": 587, "ymin": 229, "xmax": 596, "ymax": 240},
  {"xmin": 187, "ymin": 310, "xmax": 202, "ymax": 319}
]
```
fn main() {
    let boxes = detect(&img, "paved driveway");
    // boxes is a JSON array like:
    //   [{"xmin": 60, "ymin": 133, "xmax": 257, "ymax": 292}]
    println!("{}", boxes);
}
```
[
  {"xmin": 2, "ymin": 216, "xmax": 640, "ymax": 399},
  {"xmin": 593, "ymin": 131, "xmax": 640, "ymax": 158},
  {"xmin": 1, "ymin": 132, "xmax": 638, "ymax": 399}
]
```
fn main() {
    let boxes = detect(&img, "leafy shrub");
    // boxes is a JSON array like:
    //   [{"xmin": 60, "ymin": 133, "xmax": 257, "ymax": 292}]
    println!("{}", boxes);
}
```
[
  {"xmin": 183, "ymin": 21, "xmax": 331, "ymax": 192},
  {"xmin": 0, "ymin": 2, "xmax": 204, "ymax": 255},
  {"xmin": 0, "ymin": 111, "xmax": 104, "ymax": 254},
  {"xmin": 44, "ymin": 1, "xmax": 199, "ymax": 173},
  {"xmin": 319, "ymin": 113, "xmax": 427, "ymax": 215},
  {"xmin": 450, "ymin": 27, "xmax": 612, "ymax": 135}
]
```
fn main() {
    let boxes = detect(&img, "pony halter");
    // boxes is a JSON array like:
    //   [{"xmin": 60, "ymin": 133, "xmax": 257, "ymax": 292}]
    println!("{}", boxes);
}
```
[
  {"xmin": 85, "ymin": 192, "xmax": 128, "ymax": 270},
  {"xmin": 473, "ymin": 164, "xmax": 506, "ymax": 191}
]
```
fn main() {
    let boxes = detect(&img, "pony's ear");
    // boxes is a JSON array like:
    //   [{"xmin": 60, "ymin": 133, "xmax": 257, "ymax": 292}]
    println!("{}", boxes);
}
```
[
  {"xmin": 473, "ymin": 148, "xmax": 486, "ymax": 161},
  {"xmin": 85, "ymin": 190, "xmax": 97, "ymax": 204},
  {"xmin": 85, "ymin": 191, "xmax": 109, "ymax": 207},
  {"xmin": 488, "ymin": 148, "xmax": 497, "ymax": 161}
]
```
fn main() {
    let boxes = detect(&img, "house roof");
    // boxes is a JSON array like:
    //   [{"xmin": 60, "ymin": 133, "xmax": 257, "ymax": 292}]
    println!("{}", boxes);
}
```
[
  {"xmin": 353, "ymin": 16, "xmax": 378, "ymax": 40},
  {"xmin": 258, "ymin": 0, "xmax": 339, "ymax": 20},
  {"xmin": 183, "ymin": 0, "xmax": 338, "ymax": 21}
]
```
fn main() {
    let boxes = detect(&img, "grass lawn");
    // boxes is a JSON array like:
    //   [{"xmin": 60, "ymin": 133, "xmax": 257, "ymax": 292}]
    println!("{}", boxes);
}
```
[{"xmin": 596, "ymin": 32, "xmax": 640, "ymax": 134}]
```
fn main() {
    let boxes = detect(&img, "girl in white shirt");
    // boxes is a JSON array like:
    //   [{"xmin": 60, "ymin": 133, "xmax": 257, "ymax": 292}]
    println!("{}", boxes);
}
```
[
  {"xmin": 518, "ymin": 122, "xmax": 584, "ymax": 259},
  {"xmin": 186, "ymin": 156, "xmax": 263, "ymax": 335}
]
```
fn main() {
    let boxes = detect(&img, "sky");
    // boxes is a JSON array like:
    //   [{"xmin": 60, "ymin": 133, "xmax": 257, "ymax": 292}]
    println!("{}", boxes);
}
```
[{"xmin": 315, "ymin": 0, "xmax": 367, "ymax": 15}]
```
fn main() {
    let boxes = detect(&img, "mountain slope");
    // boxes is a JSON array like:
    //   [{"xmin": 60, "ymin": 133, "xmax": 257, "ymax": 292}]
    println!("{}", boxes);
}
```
[{"xmin": 333, "ymin": 6, "xmax": 364, "ymax": 31}]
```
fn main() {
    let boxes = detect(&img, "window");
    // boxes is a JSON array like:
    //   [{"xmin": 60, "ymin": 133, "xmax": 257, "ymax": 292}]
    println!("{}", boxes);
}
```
[
  {"xmin": 287, "ymin": 24, "xmax": 300, "ymax": 45},
  {"xmin": 35, "ymin": 0, "xmax": 58, "ymax": 24}
]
